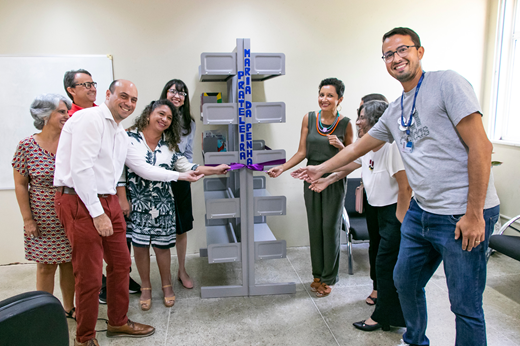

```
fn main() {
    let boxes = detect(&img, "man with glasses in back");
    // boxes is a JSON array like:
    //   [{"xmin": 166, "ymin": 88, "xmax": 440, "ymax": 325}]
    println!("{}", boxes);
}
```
[
  {"xmin": 299, "ymin": 27, "xmax": 500, "ymax": 346},
  {"xmin": 63, "ymin": 69, "xmax": 98, "ymax": 116},
  {"xmin": 63, "ymin": 69, "xmax": 142, "ymax": 303}
]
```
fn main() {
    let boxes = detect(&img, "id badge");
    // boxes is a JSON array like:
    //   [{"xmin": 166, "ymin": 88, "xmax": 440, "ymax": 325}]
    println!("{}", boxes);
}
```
[{"xmin": 401, "ymin": 140, "xmax": 414, "ymax": 153}]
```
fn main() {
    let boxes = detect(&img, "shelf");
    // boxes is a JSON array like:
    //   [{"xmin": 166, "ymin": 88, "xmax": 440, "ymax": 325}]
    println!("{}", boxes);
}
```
[
  {"xmin": 254, "ymin": 223, "xmax": 287, "ymax": 260},
  {"xmin": 204, "ymin": 178, "xmax": 240, "ymax": 220},
  {"xmin": 198, "ymin": 39, "xmax": 294, "ymax": 298},
  {"xmin": 203, "ymin": 151, "xmax": 239, "ymax": 165},
  {"xmin": 250, "ymin": 53, "xmax": 285, "ymax": 81},
  {"xmin": 199, "ymin": 53, "xmax": 236, "ymax": 82},
  {"xmin": 202, "ymin": 102, "xmax": 285, "ymax": 125},
  {"xmin": 200, "ymin": 223, "xmax": 241, "ymax": 264},
  {"xmin": 253, "ymin": 149, "xmax": 285, "ymax": 169},
  {"xmin": 199, "ymin": 52, "xmax": 285, "ymax": 82},
  {"xmin": 253, "ymin": 188, "xmax": 286, "ymax": 217}
]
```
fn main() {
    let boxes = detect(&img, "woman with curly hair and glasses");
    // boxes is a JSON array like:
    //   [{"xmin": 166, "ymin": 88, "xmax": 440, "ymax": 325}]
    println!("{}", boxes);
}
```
[{"xmin": 117, "ymin": 99, "xmax": 227, "ymax": 311}]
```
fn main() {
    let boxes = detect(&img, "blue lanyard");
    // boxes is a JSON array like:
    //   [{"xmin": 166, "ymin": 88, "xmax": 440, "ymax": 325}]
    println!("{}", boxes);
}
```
[{"xmin": 400, "ymin": 72, "xmax": 425, "ymax": 136}]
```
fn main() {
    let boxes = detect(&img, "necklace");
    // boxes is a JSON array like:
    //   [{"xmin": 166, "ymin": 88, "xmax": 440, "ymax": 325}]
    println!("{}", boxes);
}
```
[{"xmin": 316, "ymin": 110, "xmax": 340, "ymax": 136}]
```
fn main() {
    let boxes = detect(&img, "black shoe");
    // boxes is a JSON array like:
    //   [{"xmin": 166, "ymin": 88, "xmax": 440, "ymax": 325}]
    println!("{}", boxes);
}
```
[
  {"xmin": 99, "ymin": 286, "xmax": 107, "ymax": 304},
  {"xmin": 353, "ymin": 319, "xmax": 390, "ymax": 331},
  {"xmin": 129, "ymin": 277, "xmax": 141, "ymax": 294}
]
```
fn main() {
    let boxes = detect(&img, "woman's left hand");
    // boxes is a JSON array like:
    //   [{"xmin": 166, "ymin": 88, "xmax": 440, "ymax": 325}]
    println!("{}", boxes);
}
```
[
  {"xmin": 327, "ymin": 135, "xmax": 344, "ymax": 149},
  {"xmin": 119, "ymin": 196, "xmax": 131, "ymax": 218},
  {"xmin": 215, "ymin": 164, "xmax": 230, "ymax": 175}
]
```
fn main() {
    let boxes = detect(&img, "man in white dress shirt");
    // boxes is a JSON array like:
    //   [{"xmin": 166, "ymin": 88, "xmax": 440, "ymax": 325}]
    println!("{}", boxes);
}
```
[{"xmin": 54, "ymin": 80, "xmax": 200, "ymax": 346}]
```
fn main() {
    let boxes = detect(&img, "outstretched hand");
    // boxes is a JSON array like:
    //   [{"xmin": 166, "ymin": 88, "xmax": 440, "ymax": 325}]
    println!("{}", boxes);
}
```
[
  {"xmin": 290, "ymin": 168, "xmax": 313, "ymax": 182},
  {"xmin": 179, "ymin": 170, "xmax": 204, "ymax": 182},
  {"xmin": 214, "ymin": 164, "xmax": 230, "ymax": 175},
  {"xmin": 309, "ymin": 178, "xmax": 331, "ymax": 193},
  {"xmin": 267, "ymin": 165, "xmax": 284, "ymax": 178},
  {"xmin": 294, "ymin": 165, "xmax": 323, "ymax": 182}
]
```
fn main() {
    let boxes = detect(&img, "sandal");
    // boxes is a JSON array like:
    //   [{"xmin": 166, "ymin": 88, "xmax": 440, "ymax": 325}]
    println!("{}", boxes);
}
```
[
  {"xmin": 366, "ymin": 295, "xmax": 377, "ymax": 306},
  {"xmin": 162, "ymin": 285, "xmax": 176, "ymax": 307},
  {"xmin": 310, "ymin": 278, "xmax": 321, "ymax": 292},
  {"xmin": 140, "ymin": 287, "xmax": 152, "ymax": 311},
  {"xmin": 316, "ymin": 282, "xmax": 332, "ymax": 298},
  {"xmin": 64, "ymin": 307, "xmax": 76, "ymax": 320}
]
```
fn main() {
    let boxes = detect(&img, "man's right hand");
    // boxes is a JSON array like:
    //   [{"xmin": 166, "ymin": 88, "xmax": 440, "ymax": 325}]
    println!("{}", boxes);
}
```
[
  {"xmin": 298, "ymin": 165, "xmax": 324, "ymax": 181},
  {"xmin": 93, "ymin": 213, "xmax": 113, "ymax": 237}
]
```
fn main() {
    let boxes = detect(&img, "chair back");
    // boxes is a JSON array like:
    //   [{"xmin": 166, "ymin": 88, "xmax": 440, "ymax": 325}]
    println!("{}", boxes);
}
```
[{"xmin": 0, "ymin": 291, "xmax": 69, "ymax": 346}]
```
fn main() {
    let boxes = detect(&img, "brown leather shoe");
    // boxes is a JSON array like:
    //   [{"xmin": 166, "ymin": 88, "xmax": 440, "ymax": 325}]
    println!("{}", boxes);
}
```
[
  {"xmin": 74, "ymin": 338, "xmax": 99, "ymax": 346},
  {"xmin": 106, "ymin": 319, "xmax": 155, "ymax": 338}
]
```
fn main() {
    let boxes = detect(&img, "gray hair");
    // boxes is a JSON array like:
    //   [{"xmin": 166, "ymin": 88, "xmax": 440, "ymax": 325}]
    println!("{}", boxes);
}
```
[
  {"xmin": 360, "ymin": 100, "xmax": 389, "ymax": 128},
  {"xmin": 30, "ymin": 94, "xmax": 71, "ymax": 130}
]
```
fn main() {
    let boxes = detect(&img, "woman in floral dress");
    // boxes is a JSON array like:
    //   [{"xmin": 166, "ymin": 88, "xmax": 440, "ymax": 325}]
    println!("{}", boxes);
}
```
[
  {"xmin": 12, "ymin": 94, "xmax": 76, "ymax": 318},
  {"xmin": 117, "ymin": 99, "xmax": 228, "ymax": 310}
]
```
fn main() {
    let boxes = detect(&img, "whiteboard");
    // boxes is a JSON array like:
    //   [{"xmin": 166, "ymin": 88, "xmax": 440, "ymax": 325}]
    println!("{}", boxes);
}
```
[{"xmin": 0, "ymin": 55, "xmax": 114, "ymax": 190}]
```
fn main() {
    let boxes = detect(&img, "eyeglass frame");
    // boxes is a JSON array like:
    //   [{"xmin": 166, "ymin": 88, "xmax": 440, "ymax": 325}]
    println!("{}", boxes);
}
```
[
  {"xmin": 168, "ymin": 89, "xmax": 187, "ymax": 97},
  {"xmin": 73, "ymin": 81, "xmax": 98, "ymax": 89},
  {"xmin": 381, "ymin": 45, "xmax": 419, "ymax": 63}
]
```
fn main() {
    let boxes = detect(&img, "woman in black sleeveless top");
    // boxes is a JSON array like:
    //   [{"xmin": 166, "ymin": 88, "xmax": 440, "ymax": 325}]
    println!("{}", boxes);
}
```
[{"xmin": 268, "ymin": 78, "xmax": 353, "ymax": 297}]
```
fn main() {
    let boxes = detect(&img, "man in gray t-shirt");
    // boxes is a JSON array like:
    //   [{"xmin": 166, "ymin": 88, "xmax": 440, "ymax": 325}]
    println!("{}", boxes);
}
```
[{"xmin": 301, "ymin": 28, "xmax": 500, "ymax": 346}]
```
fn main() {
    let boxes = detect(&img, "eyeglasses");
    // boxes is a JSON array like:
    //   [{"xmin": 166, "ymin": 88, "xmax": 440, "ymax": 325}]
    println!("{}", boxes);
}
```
[
  {"xmin": 74, "ymin": 82, "xmax": 97, "ymax": 89},
  {"xmin": 382, "ymin": 45, "xmax": 418, "ymax": 63},
  {"xmin": 168, "ymin": 89, "xmax": 187, "ymax": 97}
]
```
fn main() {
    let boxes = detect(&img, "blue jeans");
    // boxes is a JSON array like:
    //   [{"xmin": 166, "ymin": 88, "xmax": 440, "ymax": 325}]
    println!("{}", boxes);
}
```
[{"xmin": 394, "ymin": 199, "xmax": 500, "ymax": 346}]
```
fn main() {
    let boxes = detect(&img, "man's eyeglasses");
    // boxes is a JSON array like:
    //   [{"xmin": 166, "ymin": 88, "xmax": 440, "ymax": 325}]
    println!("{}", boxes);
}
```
[
  {"xmin": 168, "ymin": 89, "xmax": 187, "ymax": 97},
  {"xmin": 382, "ymin": 45, "xmax": 418, "ymax": 63},
  {"xmin": 74, "ymin": 82, "xmax": 97, "ymax": 89}
]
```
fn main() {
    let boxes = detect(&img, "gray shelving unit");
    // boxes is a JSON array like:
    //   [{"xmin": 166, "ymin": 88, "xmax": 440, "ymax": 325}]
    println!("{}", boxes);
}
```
[{"xmin": 198, "ymin": 38, "xmax": 295, "ymax": 298}]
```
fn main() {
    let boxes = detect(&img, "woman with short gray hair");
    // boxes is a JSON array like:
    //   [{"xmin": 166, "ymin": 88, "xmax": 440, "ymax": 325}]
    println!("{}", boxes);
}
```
[{"xmin": 12, "ymin": 93, "xmax": 76, "ymax": 319}]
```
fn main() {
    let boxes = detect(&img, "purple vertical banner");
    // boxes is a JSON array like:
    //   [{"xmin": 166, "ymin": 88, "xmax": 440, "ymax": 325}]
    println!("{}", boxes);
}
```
[{"xmin": 237, "ymin": 41, "xmax": 253, "ymax": 165}]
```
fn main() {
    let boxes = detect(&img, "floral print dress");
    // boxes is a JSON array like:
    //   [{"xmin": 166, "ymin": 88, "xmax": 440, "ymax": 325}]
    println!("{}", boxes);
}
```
[{"xmin": 122, "ymin": 129, "xmax": 198, "ymax": 248}]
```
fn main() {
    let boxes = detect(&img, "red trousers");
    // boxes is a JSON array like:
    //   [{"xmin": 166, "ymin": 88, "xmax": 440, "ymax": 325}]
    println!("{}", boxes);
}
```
[{"xmin": 55, "ymin": 191, "xmax": 130, "ymax": 343}]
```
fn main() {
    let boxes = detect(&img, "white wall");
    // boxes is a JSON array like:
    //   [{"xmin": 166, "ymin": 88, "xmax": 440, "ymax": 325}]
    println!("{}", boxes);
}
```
[{"xmin": 0, "ymin": 0, "xmax": 493, "ymax": 263}]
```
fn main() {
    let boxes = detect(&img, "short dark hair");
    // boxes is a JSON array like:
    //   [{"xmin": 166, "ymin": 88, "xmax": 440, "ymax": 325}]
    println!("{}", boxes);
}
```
[
  {"xmin": 382, "ymin": 27, "xmax": 421, "ymax": 50},
  {"xmin": 129, "ymin": 99, "xmax": 181, "ymax": 151},
  {"xmin": 359, "ymin": 100, "xmax": 389, "ymax": 128},
  {"xmin": 159, "ymin": 79, "xmax": 195, "ymax": 136},
  {"xmin": 318, "ymin": 78, "xmax": 345, "ymax": 98},
  {"xmin": 63, "ymin": 69, "xmax": 91, "ymax": 101},
  {"xmin": 108, "ymin": 79, "xmax": 119, "ymax": 93}
]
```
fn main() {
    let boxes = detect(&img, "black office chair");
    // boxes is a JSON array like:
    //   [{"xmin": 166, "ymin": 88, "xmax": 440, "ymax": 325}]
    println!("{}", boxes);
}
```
[
  {"xmin": 488, "ymin": 215, "xmax": 520, "ymax": 262},
  {"xmin": 0, "ymin": 291, "xmax": 69, "ymax": 346},
  {"xmin": 342, "ymin": 177, "xmax": 370, "ymax": 275}
]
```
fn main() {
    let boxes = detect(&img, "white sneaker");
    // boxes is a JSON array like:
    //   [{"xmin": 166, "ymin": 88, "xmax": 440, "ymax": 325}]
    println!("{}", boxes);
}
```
[{"xmin": 397, "ymin": 340, "xmax": 410, "ymax": 346}]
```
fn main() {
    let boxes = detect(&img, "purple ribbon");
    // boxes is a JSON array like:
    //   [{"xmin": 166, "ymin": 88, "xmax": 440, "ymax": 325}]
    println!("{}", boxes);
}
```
[{"xmin": 208, "ymin": 159, "xmax": 286, "ymax": 172}]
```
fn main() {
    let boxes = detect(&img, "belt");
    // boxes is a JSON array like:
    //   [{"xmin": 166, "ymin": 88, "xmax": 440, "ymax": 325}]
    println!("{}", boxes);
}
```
[{"xmin": 58, "ymin": 186, "xmax": 112, "ymax": 198}]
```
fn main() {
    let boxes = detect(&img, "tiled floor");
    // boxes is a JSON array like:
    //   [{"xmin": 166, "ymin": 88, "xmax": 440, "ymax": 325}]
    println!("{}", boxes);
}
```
[{"xmin": 1, "ymin": 244, "xmax": 519, "ymax": 346}]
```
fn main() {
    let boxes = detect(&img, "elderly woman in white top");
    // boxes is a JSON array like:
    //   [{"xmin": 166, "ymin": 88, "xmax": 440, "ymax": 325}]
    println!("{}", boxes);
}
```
[
  {"xmin": 294, "ymin": 100, "xmax": 412, "ymax": 331},
  {"xmin": 117, "ymin": 99, "xmax": 228, "ymax": 310},
  {"xmin": 160, "ymin": 79, "xmax": 197, "ymax": 289}
]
